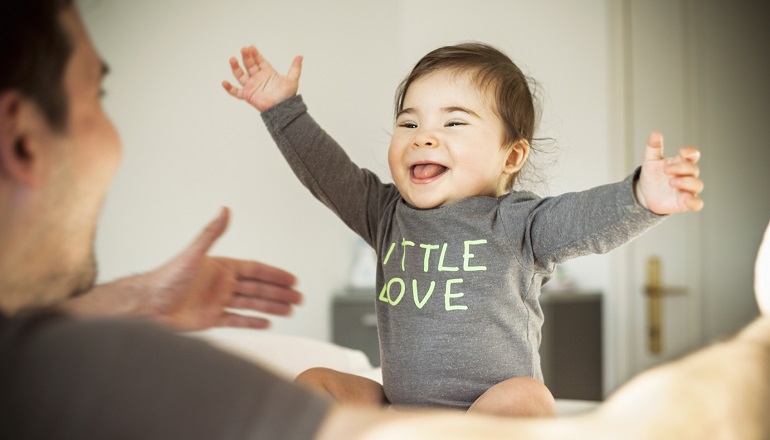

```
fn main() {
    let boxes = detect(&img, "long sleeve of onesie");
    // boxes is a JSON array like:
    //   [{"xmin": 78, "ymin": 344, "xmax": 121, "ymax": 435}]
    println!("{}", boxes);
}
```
[
  {"xmin": 261, "ymin": 95, "xmax": 399, "ymax": 247},
  {"xmin": 499, "ymin": 171, "xmax": 664, "ymax": 273}
]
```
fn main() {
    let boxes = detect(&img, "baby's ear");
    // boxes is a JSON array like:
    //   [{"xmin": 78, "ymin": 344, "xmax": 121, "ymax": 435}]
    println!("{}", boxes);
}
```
[
  {"xmin": 756, "ymin": 220, "xmax": 770, "ymax": 316},
  {"xmin": 503, "ymin": 139, "xmax": 530, "ymax": 175}
]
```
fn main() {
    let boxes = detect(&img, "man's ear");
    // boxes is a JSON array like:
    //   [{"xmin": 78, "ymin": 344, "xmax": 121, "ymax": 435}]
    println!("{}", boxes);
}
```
[
  {"xmin": 503, "ymin": 139, "xmax": 530, "ymax": 175},
  {"xmin": 0, "ymin": 92, "xmax": 44, "ymax": 187}
]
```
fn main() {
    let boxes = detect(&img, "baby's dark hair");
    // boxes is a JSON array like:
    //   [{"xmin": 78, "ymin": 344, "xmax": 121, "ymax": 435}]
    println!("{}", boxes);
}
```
[{"xmin": 394, "ymin": 42, "xmax": 538, "ymax": 191}]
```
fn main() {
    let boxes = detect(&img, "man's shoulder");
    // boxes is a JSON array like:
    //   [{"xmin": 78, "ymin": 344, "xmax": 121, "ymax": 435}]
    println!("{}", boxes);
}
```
[
  {"xmin": 1, "ymin": 309, "xmax": 169, "ymax": 343},
  {"xmin": 0, "ymin": 312, "xmax": 332, "ymax": 439},
  {"xmin": 0, "ymin": 310, "xmax": 196, "ymax": 371}
]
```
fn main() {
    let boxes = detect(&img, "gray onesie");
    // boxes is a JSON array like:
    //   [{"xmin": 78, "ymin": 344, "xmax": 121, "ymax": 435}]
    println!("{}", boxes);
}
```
[{"xmin": 262, "ymin": 95, "xmax": 664, "ymax": 410}]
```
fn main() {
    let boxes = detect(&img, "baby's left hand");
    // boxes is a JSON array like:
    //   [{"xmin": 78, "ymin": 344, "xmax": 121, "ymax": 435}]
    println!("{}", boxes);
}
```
[{"xmin": 636, "ymin": 131, "xmax": 704, "ymax": 214}]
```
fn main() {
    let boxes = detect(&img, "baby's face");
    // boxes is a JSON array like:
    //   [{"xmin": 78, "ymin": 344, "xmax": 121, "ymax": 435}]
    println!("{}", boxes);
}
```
[{"xmin": 388, "ymin": 70, "xmax": 514, "ymax": 209}]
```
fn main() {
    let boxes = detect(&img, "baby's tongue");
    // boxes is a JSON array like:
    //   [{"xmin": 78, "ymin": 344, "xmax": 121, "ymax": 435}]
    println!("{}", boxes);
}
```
[{"xmin": 413, "ymin": 164, "xmax": 446, "ymax": 179}]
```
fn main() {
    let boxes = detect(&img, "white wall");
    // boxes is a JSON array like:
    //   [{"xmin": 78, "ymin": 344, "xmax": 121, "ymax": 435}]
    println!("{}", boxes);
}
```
[
  {"xmin": 694, "ymin": 0, "xmax": 770, "ymax": 341},
  {"xmin": 80, "ymin": 0, "xmax": 614, "ymax": 340}
]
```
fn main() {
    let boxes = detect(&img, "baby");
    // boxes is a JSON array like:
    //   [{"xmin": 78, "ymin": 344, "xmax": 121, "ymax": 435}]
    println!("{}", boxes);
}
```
[{"xmin": 223, "ymin": 43, "xmax": 704, "ymax": 417}]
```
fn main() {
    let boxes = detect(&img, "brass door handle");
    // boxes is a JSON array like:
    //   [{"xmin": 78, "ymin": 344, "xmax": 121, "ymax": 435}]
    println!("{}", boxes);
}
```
[{"xmin": 645, "ymin": 256, "xmax": 687, "ymax": 354}]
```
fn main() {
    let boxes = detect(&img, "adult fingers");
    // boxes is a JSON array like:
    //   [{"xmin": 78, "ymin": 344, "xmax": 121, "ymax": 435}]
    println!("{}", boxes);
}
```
[
  {"xmin": 218, "ymin": 257, "xmax": 298, "ymax": 287},
  {"xmin": 219, "ymin": 312, "xmax": 271, "ymax": 329},
  {"xmin": 235, "ymin": 278, "xmax": 303, "ymax": 304},
  {"xmin": 184, "ymin": 207, "xmax": 230, "ymax": 258},
  {"xmin": 228, "ymin": 295, "xmax": 295, "ymax": 316}
]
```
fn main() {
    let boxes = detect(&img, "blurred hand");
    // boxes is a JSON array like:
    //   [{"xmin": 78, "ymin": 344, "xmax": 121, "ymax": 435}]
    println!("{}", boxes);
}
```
[{"xmin": 142, "ymin": 207, "xmax": 303, "ymax": 331}]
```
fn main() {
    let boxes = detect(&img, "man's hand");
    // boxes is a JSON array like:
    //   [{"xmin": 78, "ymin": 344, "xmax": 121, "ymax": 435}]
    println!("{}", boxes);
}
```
[
  {"xmin": 222, "ymin": 45, "xmax": 302, "ymax": 112},
  {"xmin": 635, "ymin": 131, "xmax": 704, "ymax": 214},
  {"xmin": 141, "ymin": 207, "xmax": 302, "ymax": 331},
  {"xmin": 63, "ymin": 208, "xmax": 303, "ymax": 331}
]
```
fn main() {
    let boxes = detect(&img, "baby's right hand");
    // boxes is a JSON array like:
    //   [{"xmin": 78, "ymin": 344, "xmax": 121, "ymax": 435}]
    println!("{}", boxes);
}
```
[{"xmin": 222, "ymin": 45, "xmax": 302, "ymax": 112}]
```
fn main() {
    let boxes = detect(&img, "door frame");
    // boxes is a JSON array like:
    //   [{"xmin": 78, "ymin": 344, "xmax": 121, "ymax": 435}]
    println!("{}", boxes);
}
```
[{"xmin": 605, "ymin": 0, "xmax": 704, "ymax": 395}]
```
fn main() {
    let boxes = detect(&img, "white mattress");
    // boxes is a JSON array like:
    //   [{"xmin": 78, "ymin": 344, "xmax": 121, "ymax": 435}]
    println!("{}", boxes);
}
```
[{"xmin": 190, "ymin": 328, "xmax": 600, "ymax": 416}]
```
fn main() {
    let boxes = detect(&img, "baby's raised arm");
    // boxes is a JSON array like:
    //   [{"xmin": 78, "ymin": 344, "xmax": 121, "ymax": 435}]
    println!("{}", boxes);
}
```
[
  {"xmin": 222, "ymin": 45, "xmax": 302, "ymax": 112},
  {"xmin": 523, "ymin": 132, "xmax": 703, "ymax": 268}
]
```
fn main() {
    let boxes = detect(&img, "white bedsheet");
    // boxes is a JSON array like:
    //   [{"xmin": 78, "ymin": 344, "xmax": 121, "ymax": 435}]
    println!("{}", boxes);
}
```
[
  {"xmin": 190, "ymin": 328, "xmax": 599, "ymax": 416},
  {"xmin": 190, "ymin": 328, "xmax": 374, "ymax": 380}
]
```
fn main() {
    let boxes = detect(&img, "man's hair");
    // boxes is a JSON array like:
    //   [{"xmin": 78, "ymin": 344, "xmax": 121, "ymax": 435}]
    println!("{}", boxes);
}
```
[
  {"xmin": 0, "ymin": 0, "xmax": 74, "ymax": 131},
  {"xmin": 394, "ymin": 43, "xmax": 537, "ymax": 191}
]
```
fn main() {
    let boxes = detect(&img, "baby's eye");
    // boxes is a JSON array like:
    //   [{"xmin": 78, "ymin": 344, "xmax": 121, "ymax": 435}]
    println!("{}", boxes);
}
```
[
  {"xmin": 445, "ymin": 121, "xmax": 466, "ymax": 127},
  {"xmin": 398, "ymin": 122, "xmax": 418, "ymax": 129}
]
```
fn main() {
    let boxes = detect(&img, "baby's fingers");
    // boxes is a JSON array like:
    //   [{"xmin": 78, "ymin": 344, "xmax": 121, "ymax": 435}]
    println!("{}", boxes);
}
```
[
  {"xmin": 670, "ymin": 176, "xmax": 704, "ymax": 195},
  {"xmin": 222, "ymin": 80, "xmax": 244, "ymax": 100},
  {"xmin": 678, "ymin": 146, "xmax": 701, "ymax": 164},
  {"xmin": 287, "ymin": 55, "xmax": 303, "ymax": 83},
  {"xmin": 229, "ymin": 57, "xmax": 249, "ymax": 86},
  {"xmin": 252, "ymin": 46, "xmax": 278, "ymax": 73},
  {"xmin": 242, "ymin": 46, "xmax": 263, "ymax": 76},
  {"xmin": 665, "ymin": 159, "xmax": 700, "ymax": 177},
  {"xmin": 682, "ymin": 193, "xmax": 705, "ymax": 212}
]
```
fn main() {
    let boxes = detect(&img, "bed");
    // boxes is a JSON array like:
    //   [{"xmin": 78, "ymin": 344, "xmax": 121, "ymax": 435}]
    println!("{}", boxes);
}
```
[{"xmin": 191, "ymin": 328, "xmax": 599, "ymax": 416}]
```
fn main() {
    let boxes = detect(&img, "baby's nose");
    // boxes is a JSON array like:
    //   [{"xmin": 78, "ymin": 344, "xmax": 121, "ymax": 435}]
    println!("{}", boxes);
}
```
[{"xmin": 413, "ymin": 128, "xmax": 439, "ymax": 148}]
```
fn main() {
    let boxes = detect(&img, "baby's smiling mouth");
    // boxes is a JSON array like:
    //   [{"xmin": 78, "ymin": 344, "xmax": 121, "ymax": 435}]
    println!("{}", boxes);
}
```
[{"xmin": 410, "ymin": 163, "xmax": 448, "ymax": 182}]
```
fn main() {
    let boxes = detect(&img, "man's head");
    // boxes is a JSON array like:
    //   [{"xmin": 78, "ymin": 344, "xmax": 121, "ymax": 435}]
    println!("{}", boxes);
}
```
[
  {"xmin": 0, "ymin": 1, "xmax": 121, "ymax": 313},
  {"xmin": 0, "ymin": 0, "xmax": 73, "ymax": 131}
]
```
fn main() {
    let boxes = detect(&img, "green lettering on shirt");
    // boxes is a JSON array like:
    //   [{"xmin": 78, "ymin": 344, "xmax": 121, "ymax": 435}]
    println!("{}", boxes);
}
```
[
  {"xmin": 383, "ymin": 242, "xmax": 396, "ymax": 266},
  {"xmin": 419, "ymin": 244, "xmax": 440, "ymax": 273},
  {"xmin": 463, "ymin": 239, "xmax": 488, "ymax": 271},
  {"xmin": 401, "ymin": 239, "xmax": 415, "ymax": 272},
  {"xmin": 438, "ymin": 243, "xmax": 459, "ymax": 272},
  {"xmin": 379, "ymin": 277, "xmax": 405, "ymax": 306},
  {"xmin": 444, "ymin": 278, "xmax": 468, "ymax": 311},
  {"xmin": 412, "ymin": 279, "xmax": 436, "ymax": 309}
]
